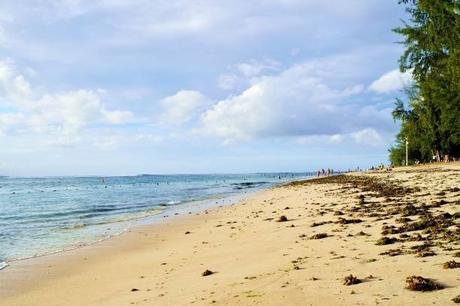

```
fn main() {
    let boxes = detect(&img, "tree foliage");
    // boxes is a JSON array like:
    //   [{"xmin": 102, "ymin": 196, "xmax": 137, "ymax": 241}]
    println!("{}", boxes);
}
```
[{"xmin": 390, "ymin": 0, "xmax": 460, "ymax": 165}]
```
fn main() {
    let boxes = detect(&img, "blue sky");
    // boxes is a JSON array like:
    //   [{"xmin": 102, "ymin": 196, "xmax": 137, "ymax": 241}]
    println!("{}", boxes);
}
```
[{"xmin": 0, "ymin": 0, "xmax": 413, "ymax": 176}]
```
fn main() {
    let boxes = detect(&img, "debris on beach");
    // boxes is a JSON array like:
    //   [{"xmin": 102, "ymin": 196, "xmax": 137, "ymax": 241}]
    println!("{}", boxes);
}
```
[
  {"xmin": 400, "ymin": 204, "xmax": 419, "ymax": 217},
  {"xmin": 310, "ymin": 233, "xmax": 328, "ymax": 239},
  {"xmin": 277, "ymin": 215, "xmax": 288, "ymax": 222},
  {"xmin": 343, "ymin": 274, "xmax": 361, "ymax": 286},
  {"xmin": 379, "ymin": 248, "xmax": 404, "ymax": 257},
  {"xmin": 131, "ymin": 288, "xmax": 140, "ymax": 292},
  {"xmin": 375, "ymin": 236, "xmax": 398, "ymax": 245},
  {"xmin": 337, "ymin": 217, "xmax": 362, "ymax": 225},
  {"xmin": 442, "ymin": 260, "xmax": 460, "ymax": 269},
  {"xmin": 405, "ymin": 276, "xmax": 443, "ymax": 291},
  {"xmin": 356, "ymin": 231, "xmax": 369, "ymax": 236},
  {"xmin": 311, "ymin": 221, "xmax": 331, "ymax": 227},
  {"xmin": 202, "ymin": 269, "xmax": 215, "ymax": 276},
  {"xmin": 453, "ymin": 295, "xmax": 460, "ymax": 304},
  {"xmin": 416, "ymin": 249, "xmax": 436, "ymax": 257}
]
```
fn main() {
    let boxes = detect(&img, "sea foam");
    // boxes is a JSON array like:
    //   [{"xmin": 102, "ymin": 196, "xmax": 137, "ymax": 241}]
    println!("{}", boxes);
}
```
[{"xmin": 0, "ymin": 261, "xmax": 8, "ymax": 270}]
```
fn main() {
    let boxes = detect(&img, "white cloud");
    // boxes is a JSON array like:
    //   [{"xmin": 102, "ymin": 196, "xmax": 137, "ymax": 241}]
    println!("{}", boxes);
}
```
[
  {"xmin": 295, "ymin": 133, "xmax": 344, "ymax": 145},
  {"xmin": 134, "ymin": 133, "xmax": 164, "ymax": 144},
  {"xmin": 369, "ymin": 69, "xmax": 413, "ymax": 94},
  {"xmin": 0, "ymin": 60, "xmax": 133, "ymax": 145},
  {"xmin": 218, "ymin": 59, "xmax": 281, "ymax": 91},
  {"xmin": 235, "ymin": 59, "xmax": 280, "ymax": 77},
  {"xmin": 159, "ymin": 90, "xmax": 211, "ymax": 125},
  {"xmin": 103, "ymin": 109, "xmax": 134, "ymax": 124},
  {"xmin": 0, "ymin": 113, "xmax": 23, "ymax": 135},
  {"xmin": 0, "ymin": 62, "xmax": 35, "ymax": 110},
  {"xmin": 295, "ymin": 129, "xmax": 384, "ymax": 147},
  {"xmin": 218, "ymin": 74, "xmax": 240, "ymax": 90},
  {"xmin": 200, "ymin": 61, "xmax": 387, "ymax": 143},
  {"xmin": 352, "ymin": 128, "xmax": 382, "ymax": 145}
]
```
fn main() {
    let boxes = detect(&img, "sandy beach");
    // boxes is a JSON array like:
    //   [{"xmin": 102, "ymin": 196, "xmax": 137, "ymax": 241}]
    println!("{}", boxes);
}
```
[{"xmin": 1, "ymin": 163, "xmax": 459, "ymax": 306}]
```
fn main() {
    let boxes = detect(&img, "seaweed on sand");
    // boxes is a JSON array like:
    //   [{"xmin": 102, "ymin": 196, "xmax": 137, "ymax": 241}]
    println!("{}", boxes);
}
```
[
  {"xmin": 375, "ymin": 236, "xmax": 398, "ymax": 245},
  {"xmin": 343, "ymin": 274, "xmax": 361, "ymax": 286},
  {"xmin": 405, "ymin": 276, "xmax": 443, "ymax": 291},
  {"xmin": 443, "ymin": 261, "xmax": 460, "ymax": 269},
  {"xmin": 277, "ymin": 215, "xmax": 288, "ymax": 222},
  {"xmin": 380, "ymin": 248, "xmax": 404, "ymax": 256},
  {"xmin": 337, "ymin": 217, "xmax": 362, "ymax": 225},
  {"xmin": 202, "ymin": 269, "xmax": 215, "ymax": 276},
  {"xmin": 310, "ymin": 233, "xmax": 328, "ymax": 239}
]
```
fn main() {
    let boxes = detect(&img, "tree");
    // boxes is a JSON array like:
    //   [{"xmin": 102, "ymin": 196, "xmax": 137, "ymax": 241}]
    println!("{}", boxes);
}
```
[{"xmin": 390, "ymin": 0, "xmax": 460, "ymax": 165}]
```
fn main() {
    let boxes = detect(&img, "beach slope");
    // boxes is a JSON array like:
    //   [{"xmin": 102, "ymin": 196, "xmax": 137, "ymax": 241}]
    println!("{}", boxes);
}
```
[{"xmin": 1, "ymin": 163, "xmax": 459, "ymax": 305}]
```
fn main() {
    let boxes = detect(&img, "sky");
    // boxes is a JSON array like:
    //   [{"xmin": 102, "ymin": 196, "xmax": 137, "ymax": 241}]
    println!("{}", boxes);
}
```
[{"xmin": 0, "ymin": 0, "xmax": 413, "ymax": 176}]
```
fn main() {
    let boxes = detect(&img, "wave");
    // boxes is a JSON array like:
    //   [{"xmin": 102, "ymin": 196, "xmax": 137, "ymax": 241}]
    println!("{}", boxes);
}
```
[
  {"xmin": 0, "ymin": 261, "xmax": 7, "ymax": 270},
  {"xmin": 2, "ymin": 228, "xmax": 130, "ymax": 267},
  {"xmin": 59, "ymin": 208, "xmax": 163, "ymax": 231},
  {"xmin": 0, "ymin": 173, "xmax": 311, "ymax": 267},
  {"xmin": 231, "ymin": 181, "xmax": 270, "ymax": 190},
  {"xmin": 0, "ymin": 202, "xmax": 163, "ymax": 223}
]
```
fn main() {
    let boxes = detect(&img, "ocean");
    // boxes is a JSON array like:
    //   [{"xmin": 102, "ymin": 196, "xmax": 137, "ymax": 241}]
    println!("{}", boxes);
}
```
[{"xmin": 0, "ymin": 173, "xmax": 310, "ymax": 270}]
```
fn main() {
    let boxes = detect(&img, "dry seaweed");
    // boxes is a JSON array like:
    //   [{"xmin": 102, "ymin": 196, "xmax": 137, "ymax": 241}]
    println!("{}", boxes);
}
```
[
  {"xmin": 380, "ymin": 248, "xmax": 404, "ymax": 256},
  {"xmin": 343, "ymin": 274, "xmax": 361, "ymax": 286},
  {"xmin": 277, "ymin": 215, "xmax": 288, "ymax": 222},
  {"xmin": 310, "ymin": 233, "xmax": 328, "ymax": 239},
  {"xmin": 375, "ymin": 236, "xmax": 398, "ymax": 245},
  {"xmin": 443, "ymin": 261, "xmax": 460, "ymax": 269},
  {"xmin": 405, "ymin": 276, "xmax": 443, "ymax": 291}
]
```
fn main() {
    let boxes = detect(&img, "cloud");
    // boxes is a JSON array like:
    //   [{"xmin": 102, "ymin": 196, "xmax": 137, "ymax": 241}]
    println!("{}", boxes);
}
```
[
  {"xmin": 199, "ymin": 61, "xmax": 386, "ymax": 143},
  {"xmin": 218, "ymin": 59, "xmax": 281, "ymax": 90},
  {"xmin": 159, "ymin": 90, "xmax": 211, "ymax": 125},
  {"xmin": 351, "ymin": 128, "xmax": 382, "ymax": 146},
  {"xmin": 0, "ymin": 59, "xmax": 133, "ymax": 145},
  {"xmin": 32, "ymin": 90, "xmax": 133, "ymax": 128},
  {"xmin": 103, "ymin": 109, "xmax": 134, "ymax": 124},
  {"xmin": 235, "ymin": 59, "xmax": 280, "ymax": 77},
  {"xmin": 218, "ymin": 74, "xmax": 240, "ymax": 90},
  {"xmin": 369, "ymin": 69, "xmax": 413, "ymax": 94},
  {"xmin": 0, "ymin": 112, "xmax": 23, "ymax": 135}
]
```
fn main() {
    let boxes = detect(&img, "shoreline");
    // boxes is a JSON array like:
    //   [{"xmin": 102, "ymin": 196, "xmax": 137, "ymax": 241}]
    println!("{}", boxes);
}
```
[
  {"xmin": 1, "ymin": 164, "xmax": 459, "ymax": 305},
  {"xmin": 0, "ymin": 186, "xmax": 270, "ymax": 271},
  {"xmin": 0, "ymin": 174, "xmax": 310, "ymax": 270}
]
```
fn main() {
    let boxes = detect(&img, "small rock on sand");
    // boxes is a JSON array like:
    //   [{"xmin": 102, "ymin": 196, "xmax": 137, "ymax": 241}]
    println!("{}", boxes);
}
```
[{"xmin": 202, "ymin": 269, "xmax": 215, "ymax": 276}]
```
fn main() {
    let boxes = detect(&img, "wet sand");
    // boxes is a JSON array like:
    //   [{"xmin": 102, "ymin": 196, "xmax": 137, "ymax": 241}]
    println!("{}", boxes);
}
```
[{"xmin": 1, "ymin": 163, "xmax": 459, "ymax": 305}]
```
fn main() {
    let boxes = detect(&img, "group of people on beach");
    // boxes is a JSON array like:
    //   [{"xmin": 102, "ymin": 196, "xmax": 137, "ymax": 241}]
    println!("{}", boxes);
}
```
[{"xmin": 316, "ymin": 168, "xmax": 333, "ymax": 177}]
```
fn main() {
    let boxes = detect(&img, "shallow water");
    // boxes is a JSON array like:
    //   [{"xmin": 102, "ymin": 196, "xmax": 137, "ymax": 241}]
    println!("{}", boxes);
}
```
[{"xmin": 0, "ymin": 173, "xmax": 310, "ymax": 267}]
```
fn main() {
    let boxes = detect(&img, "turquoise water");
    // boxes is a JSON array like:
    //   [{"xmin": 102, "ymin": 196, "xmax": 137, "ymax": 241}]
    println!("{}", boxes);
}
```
[{"xmin": 0, "ymin": 173, "xmax": 310, "ymax": 269}]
